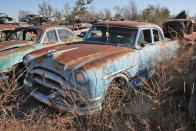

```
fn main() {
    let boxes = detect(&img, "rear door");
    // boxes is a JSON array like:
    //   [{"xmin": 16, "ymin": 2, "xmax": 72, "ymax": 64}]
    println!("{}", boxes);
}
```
[
  {"xmin": 153, "ymin": 28, "xmax": 179, "ymax": 60},
  {"xmin": 134, "ymin": 28, "xmax": 157, "ymax": 82}
]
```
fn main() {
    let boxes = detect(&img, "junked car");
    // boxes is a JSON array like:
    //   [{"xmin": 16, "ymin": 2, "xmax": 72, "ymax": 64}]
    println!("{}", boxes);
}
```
[
  {"xmin": 23, "ymin": 21, "xmax": 179, "ymax": 115},
  {"xmin": 0, "ymin": 25, "xmax": 19, "ymax": 42},
  {"xmin": 0, "ymin": 25, "xmax": 79, "ymax": 81},
  {"xmin": 0, "ymin": 12, "xmax": 13, "ymax": 24},
  {"xmin": 72, "ymin": 23, "xmax": 91, "ymax": 37},
  {"xmin": 162, "ymin": 19, "xmax": 196, "ymax": 44}
]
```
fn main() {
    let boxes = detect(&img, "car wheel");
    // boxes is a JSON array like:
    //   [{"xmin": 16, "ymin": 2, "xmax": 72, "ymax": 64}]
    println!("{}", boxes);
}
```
[{"xmin": 103, "ymin": 78, "xmax": 131, "ymax": 112}]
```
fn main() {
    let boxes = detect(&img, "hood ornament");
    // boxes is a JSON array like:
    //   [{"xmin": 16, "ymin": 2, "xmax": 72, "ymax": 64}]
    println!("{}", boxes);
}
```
[{"xmin": 48, "ymin": 50, "xmax": 57, "ymax": 57}]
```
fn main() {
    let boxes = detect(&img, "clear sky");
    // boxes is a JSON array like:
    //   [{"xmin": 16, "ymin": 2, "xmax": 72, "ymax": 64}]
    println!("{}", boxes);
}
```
[{"xmin": 1, "ymin": 0, "xmax": 196, "ymax": 20}]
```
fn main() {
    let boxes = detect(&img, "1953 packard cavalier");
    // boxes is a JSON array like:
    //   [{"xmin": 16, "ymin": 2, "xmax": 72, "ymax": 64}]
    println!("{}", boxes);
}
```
[
  {"xmin": 0, "ymin": 25, "xmax": 79, "ymax": 81},
  {"xmin": 23, "ymin": 21, "xmax": 179, "ymax": 115}
]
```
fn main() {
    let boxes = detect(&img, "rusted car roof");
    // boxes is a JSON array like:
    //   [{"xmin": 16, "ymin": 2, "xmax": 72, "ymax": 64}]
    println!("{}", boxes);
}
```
[
  {"xmin": 95, "ymin": 21, "xmax": 161, "ymax": 28},
  {"xmin": 0, "ymin": 25, "xmax": 19, "ymax": 31},
  {"xmin": 34, "ymin": 25, "xmax": 69, "ymax": 31},
  {"xmin": 11, "ymin": 25, "xmax": 71, "ymax": 33}
]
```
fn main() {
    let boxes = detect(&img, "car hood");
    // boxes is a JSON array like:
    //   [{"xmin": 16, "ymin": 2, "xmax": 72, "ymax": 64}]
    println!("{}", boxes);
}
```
[
  {"xmin": 0, "ymin": 40, "xmax": 33, "ymax": 52},
  {"xmin": 33, "ymin": 43, "xmax": 134, "ymax": 70}
]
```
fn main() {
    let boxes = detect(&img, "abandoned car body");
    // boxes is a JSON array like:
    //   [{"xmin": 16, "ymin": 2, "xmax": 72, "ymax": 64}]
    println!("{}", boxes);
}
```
[
  {"xmin": 163, "ymin": 19, "xmax": 196, "ymax": 44},
  {"xmin": 24, "ymin": 21, "xmax": 179, "ymax": 115},
  {"xmin": 19, "ymin": 14, "xmax": 50, "ymax": 25},
  {"xmin": 0, "ymin": 25, "xmax": 19, "ymax": 42},
  {"xmin": 0, "ymin": 25, "xmax": 78, "ymax": 81},
  {"xmin": 0, "ymin": 12, "xmax": 13, "ymax": 24}
]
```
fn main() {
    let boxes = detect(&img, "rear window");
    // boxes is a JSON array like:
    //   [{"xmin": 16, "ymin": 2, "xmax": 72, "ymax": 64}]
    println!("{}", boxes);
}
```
[
  {"xmin": 57, "ymin": 29, "xmax": 73, "ymax": 41},
  {"xmin": 7, "ymin": 29, "xmax": 41, "ymax": 42},
  {"xmin": 42, "ymin": 30, "xmax": 58, "ymax": 42}
]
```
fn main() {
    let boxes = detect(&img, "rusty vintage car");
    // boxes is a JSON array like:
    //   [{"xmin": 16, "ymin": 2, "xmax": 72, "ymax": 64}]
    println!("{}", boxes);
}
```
[
  {"xmin": 162, "ymin": 19, "xmax": 196, "ymax": 44},
  {"xmin": 0, "ymin": 25, "xmax": 79, "ymax": 81},
  {"xmin": 0, "ymin": 25, "xmax": 19, "ymax": 42},
  {"xmin": 72, "ymin": 23, "xmax": 91, "ymax": 36},
  {"xmin": 0, "ymin": 12, "xmax": 13, "ymax": 24},
  {"xmin": 19, "ymin": 14, "xmax": 50, "ymax": 25},
  {"xmin": 23, "ymin": 21, "xmax": 179, "ymax": 115}
]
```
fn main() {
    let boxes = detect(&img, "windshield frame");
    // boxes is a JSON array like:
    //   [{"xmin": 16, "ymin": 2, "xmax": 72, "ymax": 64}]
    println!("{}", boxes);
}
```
[{"xmin": 83, "ymin": 25, "xmax": 138, "ymax": 48}]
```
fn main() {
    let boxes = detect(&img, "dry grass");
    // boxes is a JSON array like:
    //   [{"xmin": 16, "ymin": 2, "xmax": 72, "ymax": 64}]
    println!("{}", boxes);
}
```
[{"xmin": 0, "ymin": 42, "xmax": 196, "ymax": 130}]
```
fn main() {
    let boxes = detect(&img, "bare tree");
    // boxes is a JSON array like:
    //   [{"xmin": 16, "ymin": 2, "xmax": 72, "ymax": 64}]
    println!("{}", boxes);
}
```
[
  {"xmin": 142, "ymin": 4, "xmax": 170, "ymax": 25},
  {"xmin": 122, "ymin": 0, "xmax": 140, "ymax": 20},
  {"xmin": 103, "ymin": 8, "xmax": 111, "ymax": 20},
  {"xmin": 86, "ymin": 6, "xmax": 97, "ymax": 18},
  {"xmin": 18, "ymin": 10, "xmax": 33, "ymax": 20},
  {"xmin": 53, "ymin": 9, "xmax": 62, "ymax": 22},
  {"xmin": 64, "ymin": 0, "xmax": 93, "ymax": 27},
  {"xmin": 63, "ymin": 2, "xmax": 72, "ymax": 22},
  {"xmin": 38, "ymin": 0, "xmax": 53, "ymax": 19},
  {"xmin": 113, "ymin": 6, "xmax": 123, "ymax": 20}
]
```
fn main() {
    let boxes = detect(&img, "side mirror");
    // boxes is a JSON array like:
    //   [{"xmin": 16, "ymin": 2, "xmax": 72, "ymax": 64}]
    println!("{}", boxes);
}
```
[{"xmin": 140, "ymin": 43, "xmax": 145, "ymax": 47}]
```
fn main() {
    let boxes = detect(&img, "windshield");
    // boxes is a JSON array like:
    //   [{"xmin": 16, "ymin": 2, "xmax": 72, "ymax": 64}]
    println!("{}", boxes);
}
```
[
  {"xmin": 84, "ymin": 26, "xmax": 137, "ymax": 47},
  {"xmin": 7, "ymin": 28, "xmax": 42, "ymax": 42}
]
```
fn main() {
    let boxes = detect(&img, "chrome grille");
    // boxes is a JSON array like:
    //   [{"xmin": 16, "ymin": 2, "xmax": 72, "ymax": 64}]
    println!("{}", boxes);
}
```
[{"xmin": 30, "ymin": 67, "xmax": 87, "ymax": 104}]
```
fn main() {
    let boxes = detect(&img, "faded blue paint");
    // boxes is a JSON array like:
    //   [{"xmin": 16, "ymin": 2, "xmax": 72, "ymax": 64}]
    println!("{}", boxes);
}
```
[
  {"xmin": 24, "ymin": 24, "xmax": 180, "ymax": 114},
  {"xmin": 0, "ymin": 26, "xmax": 77, "ymax": 74}
]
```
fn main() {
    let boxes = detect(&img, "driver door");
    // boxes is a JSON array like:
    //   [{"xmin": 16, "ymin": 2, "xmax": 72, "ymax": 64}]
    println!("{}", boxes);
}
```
[{"xmin": 135, "ymin": 28, "xmax": 160, "ymax": 81}]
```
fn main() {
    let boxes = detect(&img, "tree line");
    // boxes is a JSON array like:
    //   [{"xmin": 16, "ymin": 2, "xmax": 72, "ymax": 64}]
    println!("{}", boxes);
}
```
[{"xmin": 18, "ymin": 0, "xmax": 171, "ymax": 25}]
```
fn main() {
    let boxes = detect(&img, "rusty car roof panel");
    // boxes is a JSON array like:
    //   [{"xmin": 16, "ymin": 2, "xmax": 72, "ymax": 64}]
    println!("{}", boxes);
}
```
[
  {"xmin": 0, "ymin": 40, "xmax": 32, "ymax": 51},
  {"xmin": 14, "ymin": 25, "xmax": 69, "ymax": 32},
  {"xmin": 34, "ymin": 25, "xmax": 69, "ymax": 31},
  {"xmin": 95, "ymin": 21, "xmax": 161, "ymax": 28},
  {"xmin": 0, "ymin": 24, "xmax": 19, "ymax": 31}
]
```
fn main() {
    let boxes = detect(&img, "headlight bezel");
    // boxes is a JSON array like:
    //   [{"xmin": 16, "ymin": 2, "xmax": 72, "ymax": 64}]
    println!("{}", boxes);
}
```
[{"xmin": 74, "ymin": 70, "xmax": 88, "ymax": 85}]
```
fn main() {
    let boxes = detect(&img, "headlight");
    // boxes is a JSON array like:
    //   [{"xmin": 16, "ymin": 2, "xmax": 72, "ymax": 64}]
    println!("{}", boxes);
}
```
[
  {"xmin": 23, "ymin": 55, "xmax": 31, "ymax": 66},
  {"xmin": 75, "ymin": 70, "xmax": 88, "ymax": 85}
]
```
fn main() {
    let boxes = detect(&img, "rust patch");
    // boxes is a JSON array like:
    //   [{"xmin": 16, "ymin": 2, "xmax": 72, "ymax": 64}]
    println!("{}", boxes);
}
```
[
  {"xmin": 28, "ymin": 44, "xmax": 66, "ymax": 57},
  {"xmin": 0, "ymin": 45, "xmax": 36, "ymax": 58},
  {"xmin": 43, "ymin": 41, "xmax": 57, "ymax": 47},
  {"xmin": 96, "ymin": 21, "xmax": 161, "ymax": 29},
  {"xmin": 35, "ymin": 25, "xmax": 69, "ymax": 32},
  {"xmin": 0, "ymin": 25, "xmax": 19, "ymax": 31},
  {"xmin": 55, "ymin": 44, "xmax": 133, "ymax": 69},
  {"xmin": 0, "ymin": 40, "xmax": 32, "ymax": 51},
  {"xmin": 62, "ymin": 39, "xmax": 72, "ymax": 43}
]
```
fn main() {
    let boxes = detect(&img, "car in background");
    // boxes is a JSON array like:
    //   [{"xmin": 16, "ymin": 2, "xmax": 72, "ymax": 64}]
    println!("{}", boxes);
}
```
[
  {"xmin": 0, "ymin": 25, "xmax": 79, "ymax": 81},
  {"xmin": 72, "ymin": 23, "xmax": 91, "ymax": 36},
  {"xmin": 19, "ymin": 14, "xmax": 50, "ymax": 25},
  {"xmin": 163, "ymin": 19, "xmax": 196, "ymax": 44},
  {"xmin": 23, "ymin": 21, "xmax": 179, "ymax": 115},
  {"xmin": 0, "ymin": 24, "xmax": 19, "ymax": 42},
  {"xmin": 0, "ymin": 12, "xmax": 13, "ymax": 24}
]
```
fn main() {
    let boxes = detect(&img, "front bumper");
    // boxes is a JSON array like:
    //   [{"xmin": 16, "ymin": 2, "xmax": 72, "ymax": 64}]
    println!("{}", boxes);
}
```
[{"xmin": 24, "ymin": 79, "xmax": 102, "ymax": 115}]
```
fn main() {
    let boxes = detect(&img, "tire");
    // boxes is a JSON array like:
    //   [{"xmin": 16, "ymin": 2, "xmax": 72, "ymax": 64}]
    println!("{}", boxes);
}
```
[{"xmin": 103, "ymin": 78, "xmax": 131, "ymax": 111}]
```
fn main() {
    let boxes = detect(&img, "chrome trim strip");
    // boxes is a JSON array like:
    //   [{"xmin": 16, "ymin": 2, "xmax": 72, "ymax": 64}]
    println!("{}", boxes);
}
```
[
  {"xmin": 102, "ymin": 64, "xmax": 136, "ymax": 80},
  {"xmin": 32, "ymin": 68, "xmax": 67, "ymax": 86}
]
